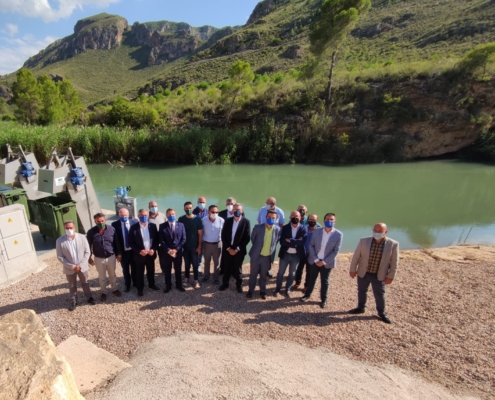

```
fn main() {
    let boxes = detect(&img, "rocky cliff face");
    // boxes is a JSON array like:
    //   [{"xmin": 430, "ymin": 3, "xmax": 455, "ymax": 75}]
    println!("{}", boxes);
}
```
[
  {"xmin": 24, "ymin": 13, "xmax": 128, "ymax": 68},
  {"xmin": 247, "ymin": 0, "xmax": 289, "ymax": 25},
  {"xmin": 130, "ymin": 21, "xmax": 219, "ymax": 66},
  {"xmin": 0, "ymin": 309, "xmax": 84, "ymax": 400}
]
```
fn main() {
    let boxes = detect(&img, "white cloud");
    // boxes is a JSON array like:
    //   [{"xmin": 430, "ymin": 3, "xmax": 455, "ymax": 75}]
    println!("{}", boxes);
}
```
[
  {"xmin": 0, "ymin": 0, "xmax": 120, "ymax": 23},
  {"xmin": 6, "ymin": 24, "xmax": 18, "ymax": 37},
  {"xmin": 0, "ymin": 35, "xmax": 57, "ymax": 75}
]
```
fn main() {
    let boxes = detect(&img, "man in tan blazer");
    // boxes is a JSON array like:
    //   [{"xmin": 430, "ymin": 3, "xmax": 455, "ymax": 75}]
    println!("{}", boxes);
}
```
[
  {"xmin": 56, "ymin": 220, "xmax": 96, "ymax": 311},
  {"xmin": 349, "ymin": 223, "xmax": 399, "ymax": 323}
]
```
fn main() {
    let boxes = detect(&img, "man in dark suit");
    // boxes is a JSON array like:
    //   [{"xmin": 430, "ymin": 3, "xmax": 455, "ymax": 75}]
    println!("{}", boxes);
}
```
[
  {"xmin": 219, "ymin": 203, "xmax": 250, "ymax": 293},
  {"xmin": 275, "ymin": 210, "xmax": 307, "ymax": 298},
  {"xmin": 159, "ymin": 208, "xmax": 187, "ymax": 293},
  {"xmin": 301, "ymin": 213, "xmax": 343, "ymax": 309},
  {"xmin": 247, "ymin": 210, "xmax": 281, "ymax": 299},
  {"xmin": 129, "ymin": 209, "xmax": 160, "ymax": 296},
  {"xmin": 112, "ymin": 208, "xmax": 139, "ymax": 292},
  {"xmin": 219, "ymin": 197, "xmax": 244, "ymax": 221}
]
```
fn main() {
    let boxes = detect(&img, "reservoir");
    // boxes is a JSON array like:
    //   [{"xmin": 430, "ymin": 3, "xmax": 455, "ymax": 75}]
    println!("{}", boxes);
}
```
[{"xmin": 88, "ymin": 160, "xmax": 495, "ymax": 252}]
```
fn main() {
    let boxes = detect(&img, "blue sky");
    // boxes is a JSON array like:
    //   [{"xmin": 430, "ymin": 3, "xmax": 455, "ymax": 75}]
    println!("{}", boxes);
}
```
[{"xmin": 0, "ymin": 0, "xmax": 260, "ymax": 75}]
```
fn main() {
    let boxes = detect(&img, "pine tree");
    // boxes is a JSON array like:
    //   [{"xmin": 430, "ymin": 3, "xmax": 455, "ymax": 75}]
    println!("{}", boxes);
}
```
[
  {"xmin": 38, "ymin": 74, "xmax": 64, "ymax": 124},
  {"xmin": 12, "ymin": 68, "xmax": 42, "ymax": 123}
]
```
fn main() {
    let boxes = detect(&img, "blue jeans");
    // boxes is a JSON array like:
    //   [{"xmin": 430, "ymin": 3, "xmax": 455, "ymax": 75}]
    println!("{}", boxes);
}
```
[
  {"xmin": 183, "ymin": 248, "xmax": 199, "ymax": 281},
  {"xmin": 357, "ymin": 273, "xmax": 386, "ymax": 315},
  {"xmin": 276, "ymin": 253, "xmax": 301, "ymax": 292}
]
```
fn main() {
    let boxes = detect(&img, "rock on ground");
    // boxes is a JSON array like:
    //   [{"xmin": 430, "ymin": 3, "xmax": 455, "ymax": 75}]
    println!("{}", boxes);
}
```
[
  {"xmin": 87, "ymin": 333, "xmax": 474, "ymax": 400},
  {"xmin": 0, "ymin": 309, "xmax": 83, "ymax": 400}
]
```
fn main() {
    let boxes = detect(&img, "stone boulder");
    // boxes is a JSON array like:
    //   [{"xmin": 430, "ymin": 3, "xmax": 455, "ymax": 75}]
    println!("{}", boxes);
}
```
[
  {"xmin": 281, "ymin": 44, "xmax": 304, "ymax": 59},
  {"xmin": 0, "ymin": 85, "xmax": 12, "ymax": 100},
  {"xmin": 0, "ymin": 309, "xmax": 84, "ymax": 400}
]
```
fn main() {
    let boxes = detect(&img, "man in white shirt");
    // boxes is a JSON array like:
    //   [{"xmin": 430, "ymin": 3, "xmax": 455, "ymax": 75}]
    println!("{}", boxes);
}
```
[
  {"xmin": 56, "ymin": 220, "xmax": 95, "ymax": 311},
  {"xmin": 301, "ymin": 213, "xmax": 343, "ymax": 309},
  {"xmin": 201, "ymin": 205, "xmax": 224, "ymax": 284}
]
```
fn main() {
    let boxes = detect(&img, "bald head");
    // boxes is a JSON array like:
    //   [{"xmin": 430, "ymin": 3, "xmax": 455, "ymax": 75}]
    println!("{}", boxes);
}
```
[
  {"xmin": 373, "ymin": 223, "xmax": 388, "ymax": 241},
  {"xmin": 118, "ymin": 208, "xmax": 129, "ymax": 217}
]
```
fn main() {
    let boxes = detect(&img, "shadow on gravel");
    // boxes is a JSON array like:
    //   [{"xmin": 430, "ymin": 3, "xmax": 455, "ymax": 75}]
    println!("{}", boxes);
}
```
[
  {"xmin": 243, "ymin": 311, "xmax": 379, "ymax": 326},
  {"xmin": 0, "ymin": 293, "xmax": 73, "ymax": 315}
]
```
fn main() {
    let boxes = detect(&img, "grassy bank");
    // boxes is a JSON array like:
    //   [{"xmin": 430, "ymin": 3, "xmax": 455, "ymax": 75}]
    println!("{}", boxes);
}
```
[{"xmin": 0, "ymin": 121, "xmax": 404, "ymax": 165}]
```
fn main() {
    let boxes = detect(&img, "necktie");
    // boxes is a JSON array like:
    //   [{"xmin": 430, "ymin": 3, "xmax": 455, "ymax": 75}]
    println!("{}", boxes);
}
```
[
  {"xmin": 171, "ymin": 223, "xmax": 175, "ymax": 237},
  {"xmin": 124, "ymin": 222, "xmax": 129, "ymax": 249}
]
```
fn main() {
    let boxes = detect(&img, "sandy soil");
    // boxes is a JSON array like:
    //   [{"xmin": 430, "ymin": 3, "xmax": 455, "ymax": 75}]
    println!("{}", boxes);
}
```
[{"xmin": 0, "ymin": 245, "xmax": 493, "ymax": 399}]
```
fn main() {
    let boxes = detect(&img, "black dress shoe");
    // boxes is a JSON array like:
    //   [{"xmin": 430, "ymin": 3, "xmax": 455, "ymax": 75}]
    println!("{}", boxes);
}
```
[
  {"xmin": 379, "ymin": 314, "xmax": 392, "ymax": 324},
  {"xmin": 87, "ymin": 297, "xmax": 96, "ymax": 305},
  {"xmin": 177, "ymin": 286, "xmax": 186, "ymax": 292},
  {"xmin": 320, "ymin": 300, "xmax": 328, "ymax": 309},
  {"xmin": 124, "ymin": 286, "xmax": 130, "ymax": 293},
  {"xmin": 246, "ymin": 292, "xmax": 253, "ymax": 299},
  {"xmin": 349, "ymin": 307, "xmax": 365, "ymax": 314},
  {"xmin": 260, "ymin": 292, "xmax": 267, "ymax": 300},
  {"xmin": 149, "ymin": 285, "xmax": 160, "ymax": 291},
  {"xmin": 236, "ymin": 285, "xmax": 243, "ymax": 294},
  {"xmin": 266, "ymin": 271, "xmax": 273, "ymax": 278},
  {"xmin": 137, "ymin": 291, "xmax": 144, "ymax": 297},
  {"xmin": 68, "ymin": 301, "xmax": 77, "ymax": 311},
  {"xmin": 300, "ymin": 295, "xmax": 309, "ymax": 302},
  {"xmin": 219, "ymin": 284, "xmax": 229, "ymax": 291},
  {"xmin": 164, "ymin": 287, "xmax": 171, "ymax": 293}
]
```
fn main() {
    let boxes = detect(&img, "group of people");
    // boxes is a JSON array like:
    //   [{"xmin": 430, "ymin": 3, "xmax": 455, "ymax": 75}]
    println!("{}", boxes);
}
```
[{"xmin": 56, "ymin": 196, "xmax": 399, "ymax": 323}]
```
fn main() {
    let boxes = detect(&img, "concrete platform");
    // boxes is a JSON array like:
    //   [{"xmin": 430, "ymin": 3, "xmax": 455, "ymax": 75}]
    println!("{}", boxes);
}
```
[{"xmin": 57, "ymin": 335, "xmax": 131, "ymax": 395}]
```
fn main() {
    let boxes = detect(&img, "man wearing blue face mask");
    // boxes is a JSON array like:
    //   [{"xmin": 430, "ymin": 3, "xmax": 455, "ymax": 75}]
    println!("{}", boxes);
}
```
[
  {"xmin": 348, "ymin": 223, "xmax": 399, "ymax": 324},
  {"xmin": 129, "ymin": 209, "xmax": 160, "ymax": 296},
  {"xmin": 257, "ymin": 197, "xmax": 285, "ymax": 227},
  {"xmin": 112, "ymin": 208, "xmax": 139, "ymax": 292},
  {"xmin": 301, "ymin": 213, "xmax": 343, "ymax": 309}
]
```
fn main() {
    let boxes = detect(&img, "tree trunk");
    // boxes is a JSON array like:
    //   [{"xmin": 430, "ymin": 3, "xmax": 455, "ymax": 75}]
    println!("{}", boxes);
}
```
[
  {"xmin": 325, "ymin": 51, "xmax": 337, "ymax": 114},
  {"xmin": 225, "ymin": 87, "xmax": 240, "ymax": 127}
]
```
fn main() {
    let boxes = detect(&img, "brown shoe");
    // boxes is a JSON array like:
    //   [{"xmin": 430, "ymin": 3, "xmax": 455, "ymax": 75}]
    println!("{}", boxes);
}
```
[
  {"xmin": 100, "ymin": 293, "xmax": 107, "ymax": 302},
  {"xmin": 292, "ymin": 283, "xmax": 300, "ymax": 290},
  {"xmin": 113, "ymin": 290, "xmax": 122, "ymax": 297},
  {"xmin": 193, "ymin": 281, "xmax": 201, "ymax": 289}
]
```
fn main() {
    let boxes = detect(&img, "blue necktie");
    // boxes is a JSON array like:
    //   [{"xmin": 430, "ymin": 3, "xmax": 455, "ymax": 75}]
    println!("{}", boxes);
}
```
[{"xmin": 123, "ymin": 223, "xmax": 129, "ymax": 249}]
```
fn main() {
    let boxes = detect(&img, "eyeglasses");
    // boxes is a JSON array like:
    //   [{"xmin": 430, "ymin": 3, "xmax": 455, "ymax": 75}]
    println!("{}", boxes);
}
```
[{"xmin": 211, "ymin": 212, "xmax": 219, "ymax": 214}]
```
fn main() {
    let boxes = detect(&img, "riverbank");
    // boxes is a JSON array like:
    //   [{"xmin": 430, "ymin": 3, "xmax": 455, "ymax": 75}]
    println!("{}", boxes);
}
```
[{"xmin": 0, "ymin": 245, "xmax": 493, "ymax": 398}]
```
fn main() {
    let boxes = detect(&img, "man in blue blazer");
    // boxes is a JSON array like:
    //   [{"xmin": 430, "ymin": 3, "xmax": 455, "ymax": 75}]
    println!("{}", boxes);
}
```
[
  {"xmin": 275, "ymin": 210, "xmax": 307, "ymax": 297},
  {"xmin": 112, "ymin": 208, "xmax": 139, "ymax": 292},
  {"xmin": 129, "ymin": 209, "xmax": 160, "ymax": 296},
  {"xmin": 247, "ymin": 210, "xmax": 281, "ymax": 299},
  {"xmin": 159, "ymin": 208, "xmax": 187, "ymax": 293},
  {"xmin": 301, "ymin": 213, "xmax": 343, "ymax": 308}
]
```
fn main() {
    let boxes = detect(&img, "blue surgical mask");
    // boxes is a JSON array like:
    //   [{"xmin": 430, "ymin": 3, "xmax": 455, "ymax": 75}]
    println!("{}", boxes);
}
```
[
  {"xmin": 168, "ymin": 215, "xmax": 176, "ymax": 222},
  {"xmin": 373, "ymin": 232, "xmax": 385, "ymax": 240},
  {"xmin": 150, "ymin": 207, "xmax": 158, "ymax": 214},
  {"xmin": 233, "ymin": 210, "xmax": 241, "ymax": 217},
  {"xmin": 119, "ymin": 217, "xmax": 128, "ymax": 223},
  {"xmin": 266, "ymin": 218, "xmax": 275, "ymax": 226},
  {"xmin": 198, "ymin": 203, "xmax": 206, "ymax": 210},
  {"xmin": 324, "ymin": 221, "xmax": 334, "ymax": 228},
  {"xmin": 139, "ymin": 216, "xmax": 148, "ymax": 223}
]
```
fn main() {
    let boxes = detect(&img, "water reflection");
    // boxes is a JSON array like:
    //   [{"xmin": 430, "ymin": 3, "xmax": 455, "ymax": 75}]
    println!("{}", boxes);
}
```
[{"xmin": 88, "ymin": 161, "xmax": 495, "ymax": 251}]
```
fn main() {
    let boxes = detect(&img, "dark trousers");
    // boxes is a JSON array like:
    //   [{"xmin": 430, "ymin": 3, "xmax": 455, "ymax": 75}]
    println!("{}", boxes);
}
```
[
  {"xmin": 134, "ymin": 254, "xmax": 156, "ymax": 292},
  {"xmin": 294, "ymin": 253, "xmax": 309, "ymax": 287},
  {"xmin": 357, "ymin": 273, "xmax": 386, "ymax": 315},
  {"xmin": 183, "ymin": 248, "xmax": 199, "ymax": 281},
  {"xmin": 222, "ymin": 250, "xmax": 244, "ymax": 287},
  {"xmin": 160, "ymin": 251, "xmax": 183, "ymax": 289},
  {"xmin": 121, "ymin": 249, "xmax": 137, "ymax": 288},
  {"xmin": 305, "ymin": 263, "xmax": 332, "ymax": 301}
]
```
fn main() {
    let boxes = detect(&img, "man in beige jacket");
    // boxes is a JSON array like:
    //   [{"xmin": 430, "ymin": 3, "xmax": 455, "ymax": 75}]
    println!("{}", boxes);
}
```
[
  {"xmin": 56, "ymin": 220, "xmax": 96, "ymax": 311},
  {"xmin": 349, "ymin": 223, "xmax": 399, "ymax": 323}
]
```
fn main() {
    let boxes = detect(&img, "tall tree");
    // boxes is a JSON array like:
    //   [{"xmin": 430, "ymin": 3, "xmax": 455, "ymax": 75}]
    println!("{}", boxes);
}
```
[
  {"xmin": 38, "ymin": 74, "xmax": 64, "ymax": 124},
  {"xmin": 309, "ymin": 0, "xmax": 371, "ymax": 112},
  {"xmin": 58, "ymin": 79, "xmax": 82, "ymax": 121},
  {"xmin": 12, "ymin": 68, "xmax": 42, "ymax": 123},
  {"xmin": 225, "ymin": 60, "xmax": 254, "ymax": 126}
]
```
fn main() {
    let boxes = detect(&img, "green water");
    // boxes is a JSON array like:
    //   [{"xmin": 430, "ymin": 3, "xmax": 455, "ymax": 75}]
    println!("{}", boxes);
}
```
[{"xmin": 88, "ymin": 160, "xmax": 495, "ymax": 252}]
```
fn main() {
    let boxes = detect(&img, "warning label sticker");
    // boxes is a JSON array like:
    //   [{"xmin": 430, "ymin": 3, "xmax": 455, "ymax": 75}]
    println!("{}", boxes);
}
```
[{"xmin": 55, "ymin": 177, "xmax": 65, "ymax": 186}]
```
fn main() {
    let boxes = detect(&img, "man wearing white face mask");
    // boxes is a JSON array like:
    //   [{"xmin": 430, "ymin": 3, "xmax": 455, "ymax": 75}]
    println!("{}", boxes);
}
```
[
  {"xmin": 148, "ymin": 200, "xmax": 166, "ymax": 226},
  {"xmin": 348, "ymin": 223, "xmax": 399, "ymax": 324},
  {"xmin": 201, "ymin": 205, "xmax": 224, "ymax": 284},
  {"xmin": 193, "ymin": 196, "xmax": 209, "ymax": 219},
  {"xmin": 56, "ymin": 220, "xmax": 95, "ymax": 311},
  {"xmin": 219, "ymin": 197, "xmax": 242, "ymax": 220}
]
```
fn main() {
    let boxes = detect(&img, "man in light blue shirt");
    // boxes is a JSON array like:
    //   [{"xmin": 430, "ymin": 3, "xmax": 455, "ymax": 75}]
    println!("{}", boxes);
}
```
[
  {"xmin": 257, "ymin": 196, "xmax": 285, "ymax": 228},
  {"xmin": 201, "ymin": 205, "xmax": 224, "ymax": 284}
]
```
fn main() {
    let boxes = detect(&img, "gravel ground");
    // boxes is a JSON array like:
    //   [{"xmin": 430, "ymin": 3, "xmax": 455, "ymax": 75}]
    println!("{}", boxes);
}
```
[{"xmin": 0, "ymin": 245, "xmax": 493, "ymax": 399}]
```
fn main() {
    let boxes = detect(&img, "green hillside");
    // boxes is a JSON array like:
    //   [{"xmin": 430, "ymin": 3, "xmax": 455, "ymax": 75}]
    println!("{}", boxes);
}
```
[{"xmin": 1, "ymin": 0, "xmax": 495, "ymax": 105}]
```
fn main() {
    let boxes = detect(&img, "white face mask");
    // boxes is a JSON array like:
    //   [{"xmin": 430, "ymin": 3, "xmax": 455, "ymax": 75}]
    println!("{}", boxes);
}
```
[
  {"xmin": 227, "ymin": 205, "xmax": 234, "ymax": 212},
  {"xmin": 66, "ymin": 229, "xmax": 75, "ymax": 236},
  {"xmin": 210, "ymin": 213, "xmax": 217, "ymax": 220},
  {"xmin": 373, "ymin": 232, "xmax": 385, "ymax": 240}
]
